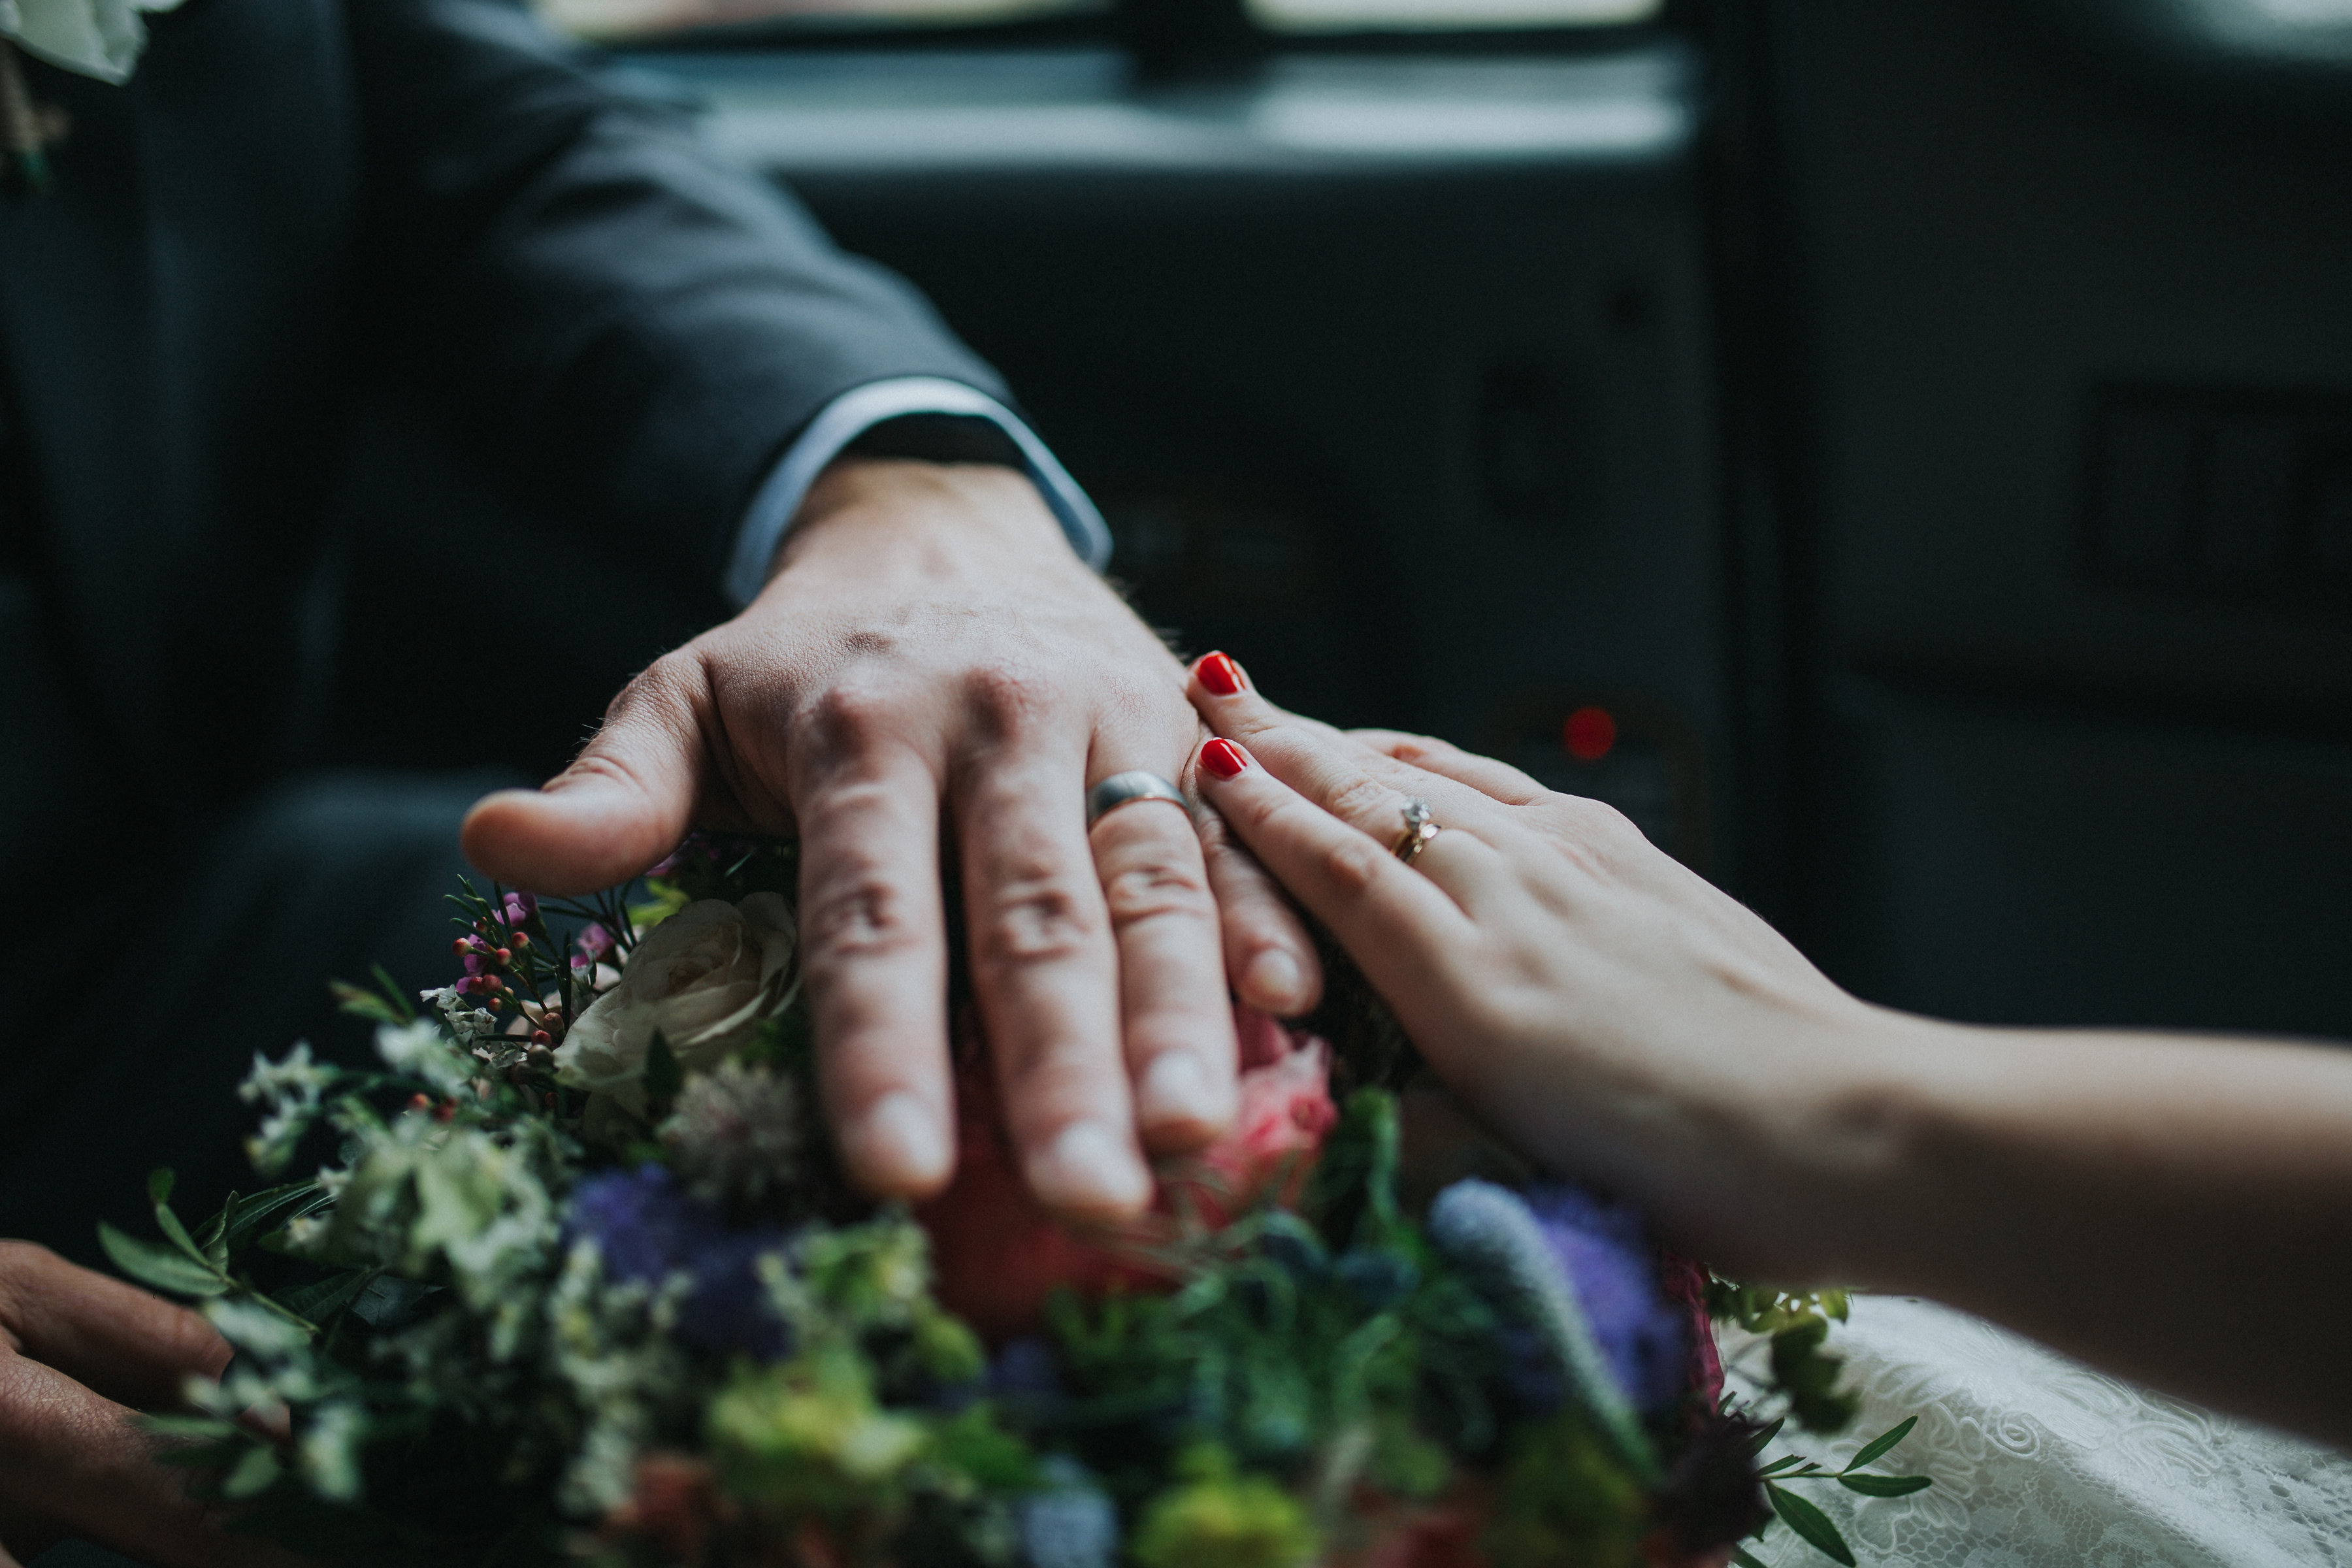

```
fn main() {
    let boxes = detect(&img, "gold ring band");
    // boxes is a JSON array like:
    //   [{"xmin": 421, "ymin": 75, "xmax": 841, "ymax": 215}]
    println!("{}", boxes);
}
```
[{"xmin": 1393, "ymin": 799, "xmax": 1441, "ymax": 866}]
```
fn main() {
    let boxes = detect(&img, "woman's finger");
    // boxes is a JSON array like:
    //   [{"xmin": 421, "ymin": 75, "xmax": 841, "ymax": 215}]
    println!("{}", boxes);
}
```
[
  {"xmin": 1192, "ymin": 801, "xmax": 1324, "ymax": 1017},
  {"xmin": 1189, "ymin": 736, "xmax": 1477, "ymax": 1003},
  {"xmin": 1346, "ymin": 728, "xmax": 1552, "ymax": 807},
  {"xmin": 1186, "ymin": 654, "xmax": 1515, "ymax": 910}
]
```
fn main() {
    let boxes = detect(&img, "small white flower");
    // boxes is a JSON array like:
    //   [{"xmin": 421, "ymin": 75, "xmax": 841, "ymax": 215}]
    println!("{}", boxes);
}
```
[
  {"xmin": 0, "ymin": 0, "xmax": 185, "ymax": 86},
  {"xmin": 374, "ymin": 1018, "xmax": 471, "ymax": 1096},
  {"xmin": 238, "ymin": 1041, "xmax": 332, "ymax": 1105}
]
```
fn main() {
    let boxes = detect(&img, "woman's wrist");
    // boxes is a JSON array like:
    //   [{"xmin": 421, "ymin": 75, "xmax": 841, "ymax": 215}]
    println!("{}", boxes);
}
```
[{"xmin": 1595, "ymin": 998, "xmax": 1963, "ymax": 1288}]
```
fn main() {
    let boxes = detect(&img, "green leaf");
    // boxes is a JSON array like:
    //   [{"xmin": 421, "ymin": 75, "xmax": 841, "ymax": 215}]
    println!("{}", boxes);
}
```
[
  {"xmin": 1745, "ymin": 1414, "xmax": 1788, "ymax": 1455},
  {"xmin": 1730, "ymin": 1550, "xmax": 1773, "ymax": 1568},
  {"xmin": 1842, "ymin": 1414, "xmax": 1918, "ymax": 1473},
  {"xmin": 139, "ymin": 1414, "xmax": 238, "ymax": 1441},
  {"xmin": 152, "ymin": 1200, "xmax": 208, "ymax": 1267},
  {"xmin": 329, "ymin": 980, "xmax": 406, "ymax": 1026},
  {"xmin": 201, "ymin": 1193, "xmax": 238, "ymax": 1268},
  {"xmin": 147, "ymin": 1168, "xmax": 176, "ymax": 1207},
  {"xmin": 1756, "ymin": 1454, "xmax": 1807, "ymax": 1476},
  {"xmin": 221, "ymin": 1446, "xmax": 283, "ymax": 1499},
  {"xmin": 225, "ymin": 1182, "xmax": 333, "ymax": 1256},
  {"xmin": 99, "ymin": 1225, "xmax": 229, "ymax": 1297},
  {"xmin": 370, "ymin": 964, "xmax": 416, "ymax": 1024},
  {"xmin": 154, "ymin": 1439, "xmax": 248, "ymax": 1469},
  {"xmin": 277, "ymin": 1268, "xmax": 378, "ymax": 1323},
  {"xmin": 1838, "ymin": 1473, "xmax": 1933, "ymax": 1497},
  {"xmin": 1768, "ymin": 1483, "xmax": 1856, "ymax": 1567}
]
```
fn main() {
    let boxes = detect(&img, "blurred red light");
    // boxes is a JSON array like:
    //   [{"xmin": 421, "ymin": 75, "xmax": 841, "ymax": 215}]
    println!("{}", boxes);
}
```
[{"xmin": 1563, "ymin": 705, "xmax": 1616, "ymax": 762}]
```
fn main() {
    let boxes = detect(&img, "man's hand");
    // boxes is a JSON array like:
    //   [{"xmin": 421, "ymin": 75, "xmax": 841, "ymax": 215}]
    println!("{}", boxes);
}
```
[
  {"xmin": 0, "ymin": 1242, "xmax": 289, "ymax": 1568},
  {"xmin": 462, "ymin": 459, "xmax": 1322, "ymax": 1217}
]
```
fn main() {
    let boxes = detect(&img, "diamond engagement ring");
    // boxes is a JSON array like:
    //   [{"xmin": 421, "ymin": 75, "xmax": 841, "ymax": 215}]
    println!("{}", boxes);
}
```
[
  {"xmin": 1393, "ymin": 798, "xmax": 1441, "ymax": 865},
  {"xmin": 1086, "ymin": 770, "xmax": 1190, "ymax": 828}
]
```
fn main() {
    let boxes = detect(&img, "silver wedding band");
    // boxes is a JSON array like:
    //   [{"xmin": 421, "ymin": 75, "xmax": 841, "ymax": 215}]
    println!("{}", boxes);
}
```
[{"xmin": 1086, "ymin": 770, "xmax": 1190, "ymax": 829}]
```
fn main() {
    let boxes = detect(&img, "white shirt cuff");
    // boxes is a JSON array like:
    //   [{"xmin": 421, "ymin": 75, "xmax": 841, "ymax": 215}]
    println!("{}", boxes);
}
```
[{"xmin": 723, "ymin": 376, "xmax": 1113, "ymax": 608}]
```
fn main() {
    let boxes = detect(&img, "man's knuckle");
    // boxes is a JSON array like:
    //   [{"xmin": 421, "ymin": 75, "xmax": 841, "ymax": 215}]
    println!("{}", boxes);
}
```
[
  {"xmin": 962, "ymin": 661, "xmax": 1052, "ymax": 737},
  {"xmin": 975, "ymin": 875, "xmax": 1102, "ymax": 966},
  {"xmin": 1102, "ymin": 854, "xmax": 1213, "ymax": 926},
  {"xmin": 800, "ymin": 681, "xmax": 909, "ymax": 756},
  {"xmin": 802, "ymin": 872, "xmax": 923, "ymax": 963}
]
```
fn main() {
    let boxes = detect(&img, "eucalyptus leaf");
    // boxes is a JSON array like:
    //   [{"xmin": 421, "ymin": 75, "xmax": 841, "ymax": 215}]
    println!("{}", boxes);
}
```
[
  {"xmin": 1842, "ymin": 1414, "xmax": 1918, "ymax": 1473},
  {"xmin": 147, "ymin": 1168, "xmax": 175, "ymax": 1207},
  {"xmin": 99, "ymin": 1225, "xmax": 229, "ymax": 1297},
  {"xmin": 1838, "ymin": 1473, "xmax": 1933, "ymax": 1497},
  {"xmin": 1769, "ymin": 1482, "xmax": 1856, "ymax": 1567},
  {"xmin": 1756, "ymin": 1454, "xmax": 1806, "ymax": 1476}
]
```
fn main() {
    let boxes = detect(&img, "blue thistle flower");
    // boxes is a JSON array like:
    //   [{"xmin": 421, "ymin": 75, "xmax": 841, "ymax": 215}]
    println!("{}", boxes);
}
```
[
  {"xmin": 566, "ymin": 1164, "xmax": 791, "ymax": 1359},
  {"xmin": 1427, "ymin": 1178, "xmax": 1665, "ymax": 1484}
]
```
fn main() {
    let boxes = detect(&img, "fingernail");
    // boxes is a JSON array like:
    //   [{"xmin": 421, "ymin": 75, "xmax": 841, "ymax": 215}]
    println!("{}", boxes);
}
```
[
  {"xmin": 1028, "ymin": 1120, "xmax": 1151, "ymax": 1215},
  {"xmin": 1243, "ymin": 949, "xmax": 1307, "ymax": 1014},
  {"xmin": 1195, "ymin": 652, "xmax": 1248, "ymax": 696},
  {"xmin": 1200, "ymin": 738, "xmax": 1251, "ymax": 780},
  {"xmin": 1139, "ymin": 1050, "xmax": 1222, "ymax": 1128},
  {"xmin": 858, "ymin": 1092, "xmax": 949, "ymax": 1190}
]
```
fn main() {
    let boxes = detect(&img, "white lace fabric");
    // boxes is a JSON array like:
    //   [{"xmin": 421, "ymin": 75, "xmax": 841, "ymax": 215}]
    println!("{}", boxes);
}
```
[{"xmin": 1723, "ymin": 1297, "xmax": 2352, "ymax": 1567}]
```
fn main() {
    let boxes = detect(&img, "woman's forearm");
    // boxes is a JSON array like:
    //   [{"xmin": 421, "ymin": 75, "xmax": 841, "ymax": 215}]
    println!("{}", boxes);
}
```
[{"xmin": 1767, "ymin": 1014, "xmax": 2352, "ymax": 1443}]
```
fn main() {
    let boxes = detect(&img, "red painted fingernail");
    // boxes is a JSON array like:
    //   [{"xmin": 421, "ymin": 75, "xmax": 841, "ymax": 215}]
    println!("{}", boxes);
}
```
[
  {"xmin": 1195, "ymin": 652, "xmax": 1247, "ymax": 696},
  {"xmin": 1200, "ymin": 738, "xmax": 1251, "ymax": 779}
]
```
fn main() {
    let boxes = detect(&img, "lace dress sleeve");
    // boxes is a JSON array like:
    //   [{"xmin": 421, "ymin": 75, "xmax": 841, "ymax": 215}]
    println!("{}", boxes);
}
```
[{"xmin": 1724, "ymin": 1296, "xmax": 2352, "ymax": 1567}]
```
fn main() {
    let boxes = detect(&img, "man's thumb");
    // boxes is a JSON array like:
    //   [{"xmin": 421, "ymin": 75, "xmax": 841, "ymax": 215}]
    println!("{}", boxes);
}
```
[{"xmin": 461, "ymin": 670, "xmax": 706, "ymax": 895}]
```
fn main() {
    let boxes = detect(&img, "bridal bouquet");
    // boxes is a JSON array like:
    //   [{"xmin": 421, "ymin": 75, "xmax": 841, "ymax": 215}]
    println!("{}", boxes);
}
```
[{"xmin": 108, "ymin": 837, "xmax": 1927, "ymax": 1568}]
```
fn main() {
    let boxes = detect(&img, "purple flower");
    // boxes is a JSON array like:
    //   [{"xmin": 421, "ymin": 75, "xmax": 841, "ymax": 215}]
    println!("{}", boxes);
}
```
[
  {"xmin": 502, "ymin": 892, "xmax": 537, "ymax": 928},
  {"xmin": 1520, "ymin": 1182, "xmax": 1689, "ymax": 1416},
  {"xmin": 566, "ymin": 1165, "xmax": 791, "ymax": 1359},
  {"xmin": 1428, "ymin": 1179, "xmax": 1671, "ymax": 1482},
  {"xmin": 576, "ymin": 923, "xmax": 615, "ymax": 961}
]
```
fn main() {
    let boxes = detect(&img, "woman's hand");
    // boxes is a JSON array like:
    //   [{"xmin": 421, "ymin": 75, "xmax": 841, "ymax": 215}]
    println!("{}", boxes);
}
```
[
  {"xmin": 0, "ymin": 1243, "xmax": 295, "ymax": 1568},
  {"xmin": 1182, "ymin": 653, "xmax": 1911, "ymax": 1279},
  {"xmin": 1186, "ymin": 653, "xmax": 2352, "ymax": 1444}
]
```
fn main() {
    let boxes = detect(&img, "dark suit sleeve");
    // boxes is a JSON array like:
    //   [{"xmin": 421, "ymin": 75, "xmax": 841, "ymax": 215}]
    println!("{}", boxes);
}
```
[{"xmin": 342, "ymin": 0, "xmax": 1007, "ymax": 585}]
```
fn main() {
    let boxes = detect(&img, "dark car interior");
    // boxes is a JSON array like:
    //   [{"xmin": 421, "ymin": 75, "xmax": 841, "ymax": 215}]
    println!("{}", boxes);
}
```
[{"xmin": 335, "ymin": 0, "xmax": 2352, "ymax": 1043}]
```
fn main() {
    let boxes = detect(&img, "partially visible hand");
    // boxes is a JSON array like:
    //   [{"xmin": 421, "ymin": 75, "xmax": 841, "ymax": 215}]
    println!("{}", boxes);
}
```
[
  {"xmin": 1181, "ymin": 654, "xmax": 1886, "ymax": 1275},
  {"xmin": 0, "ymin": 1242, "xmax": 289, "ymax": 1568},
  {"xmin": 462, "ymin": 461, "xmax": 1322, "ymax": 1218}
]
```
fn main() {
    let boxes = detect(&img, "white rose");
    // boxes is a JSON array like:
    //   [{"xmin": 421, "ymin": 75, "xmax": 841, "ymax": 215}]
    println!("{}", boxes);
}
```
[
  {"xmin": 553, "ymin": 893, "xmax": 796, "ymax": 1121},
  {"xmin": 1, "ymin": 0, "xmax": 184, "ymax": 86}
]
